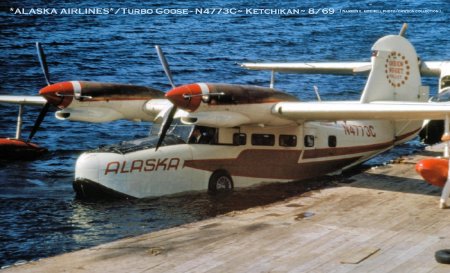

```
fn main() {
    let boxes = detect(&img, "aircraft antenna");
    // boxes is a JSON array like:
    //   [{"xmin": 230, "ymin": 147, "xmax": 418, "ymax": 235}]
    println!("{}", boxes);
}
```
[{"xmin": 399, "ymin": 23, "xmax": 408, "ymax": 37}]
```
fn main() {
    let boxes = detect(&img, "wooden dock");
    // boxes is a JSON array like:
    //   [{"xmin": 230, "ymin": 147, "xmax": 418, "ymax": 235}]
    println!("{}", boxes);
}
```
[{"xmin": 2, "ymin": 146, "xmax": 450, "ymax": 272}]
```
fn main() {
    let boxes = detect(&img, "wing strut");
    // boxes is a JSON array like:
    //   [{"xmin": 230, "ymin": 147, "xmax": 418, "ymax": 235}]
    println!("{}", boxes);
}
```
[
  {"xmin": 270, "ymin": 70, "xmax": 275, "ymax": 88},
  {"xmin": 15, "ymin": 105, "xmax": 24, "ymax": 139}
]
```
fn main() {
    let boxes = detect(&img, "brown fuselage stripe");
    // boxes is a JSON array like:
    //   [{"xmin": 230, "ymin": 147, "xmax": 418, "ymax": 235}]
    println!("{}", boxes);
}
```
[
  {"xmin": 184, "ymin": 149, "xmax": 362, "ymax": 180},
  {"xmin": 184, "ymin": 128, "xmax": 421, "ymax": 180},
  {"xmin": 303, "ymin": 141, "xmax": 393, "ymax": 159},
  {"xmin": 395, "ymin": 127, "xmax": 421, "ymax": 142}
]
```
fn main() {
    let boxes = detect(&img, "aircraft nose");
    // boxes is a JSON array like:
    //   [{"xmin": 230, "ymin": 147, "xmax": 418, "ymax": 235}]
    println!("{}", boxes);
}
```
[
  {"xmin": 165, "ymin": 83, "xmax": 203, "ymax": 112},
  {"xmin": 415, "ymin": 158, "xmax": 448, "ymax": 187},
  {"xmin": 39, "ymin": 81, "xmax": 74, "ymax": 108}
]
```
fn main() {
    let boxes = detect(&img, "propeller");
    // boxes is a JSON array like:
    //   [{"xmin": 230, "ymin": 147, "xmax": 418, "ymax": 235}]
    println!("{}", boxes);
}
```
[
  {"xmin": 154, "ymin": 45, "xmax": 178, "ymax": 151},
  {"xmin": 27, "ymin": 42, "xmax": 52, "ymax": 143},
  {"xmin": 27, "ymin": 102, "xmax": 51, "ymax": 142},
  {"xmin": 36, "ymin": 42, "xmax": 52, "ymax": 85},
  {"xmin": 155, "ymin": 105, "xmax": 178, "ymax": 150},
  {"xmin": 155, "ymin": 45, "xmax": 176, "ymax": 89}
]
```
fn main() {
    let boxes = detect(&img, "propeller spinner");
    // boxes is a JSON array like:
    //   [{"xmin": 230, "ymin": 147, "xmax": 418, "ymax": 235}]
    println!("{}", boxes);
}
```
[{"xmin": 28, "ymin": 43, "xmax": 78, "ymax": 142}]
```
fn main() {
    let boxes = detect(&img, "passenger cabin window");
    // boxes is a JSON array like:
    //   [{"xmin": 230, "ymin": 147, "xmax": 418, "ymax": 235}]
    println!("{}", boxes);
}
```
[
  {"xmin": 304, "ymin": 135, "xmax": 315, "ymax": 147},
  {"xmin": 233, "ymin": 133, "xmax": 247, "ymax": 146},
  {"xmin": 328, "ymin": 135, "xmax": 337, "ymax": 147},
  {"xmin": 251, "ymin": 134, "xmax": 275, "ymax": 146},
  {"xmin": 279, "ymin": 135, "xmax": 297, "ymax": 147}
]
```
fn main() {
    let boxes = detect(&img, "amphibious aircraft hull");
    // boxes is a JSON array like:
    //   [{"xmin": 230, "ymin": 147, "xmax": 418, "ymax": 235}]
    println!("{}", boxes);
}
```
[{"xmin": 74, "ymin": 121, "xmax": 421, "ymax": 199}]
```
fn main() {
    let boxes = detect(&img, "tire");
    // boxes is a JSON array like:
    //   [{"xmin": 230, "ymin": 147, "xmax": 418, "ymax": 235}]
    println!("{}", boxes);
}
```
[
  {"xmin": 435, "ymin": 249, "xmax": 450, "ymax": 264},
  {"xmin": 208, "ymin": 170, "xmax": 233, "ymax": 194}
]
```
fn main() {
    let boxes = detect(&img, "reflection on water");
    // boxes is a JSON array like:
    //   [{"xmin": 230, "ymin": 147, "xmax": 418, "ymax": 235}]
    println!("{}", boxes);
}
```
[
  {"xmin": 1, "ymin": 171, "xmax": 330, "ymax": 267},
  {"xmin": 69, "ymin": 177, "xmax": 330, "ymax": 246}
]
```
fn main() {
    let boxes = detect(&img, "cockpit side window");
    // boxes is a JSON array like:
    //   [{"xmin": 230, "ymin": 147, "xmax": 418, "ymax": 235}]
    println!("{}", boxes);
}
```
[{"xmin": 188, "ymin": 126, "xmax": 217, "ymax": 144}]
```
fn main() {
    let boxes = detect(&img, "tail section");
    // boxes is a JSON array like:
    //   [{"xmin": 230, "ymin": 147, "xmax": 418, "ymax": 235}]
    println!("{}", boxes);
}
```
[
  {"xmin": 360, "ymin": 34, "xmax": 428, "ymax": 142},
  {"xmin": 360, "ymin": 35, "xmax": 424, "ymax": 103}
]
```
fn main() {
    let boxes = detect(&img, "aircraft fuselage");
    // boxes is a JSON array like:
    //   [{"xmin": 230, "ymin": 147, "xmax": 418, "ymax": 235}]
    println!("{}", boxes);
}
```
[{"xmin": 74, "ymin": 119, "xmax": 421, "ymax": 198}]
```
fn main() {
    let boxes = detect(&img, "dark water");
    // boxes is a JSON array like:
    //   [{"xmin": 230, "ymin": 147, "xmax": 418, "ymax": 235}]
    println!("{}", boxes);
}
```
[{"xmin": 1, "ymin": 0, "xmax": 449, "ymax": 267}]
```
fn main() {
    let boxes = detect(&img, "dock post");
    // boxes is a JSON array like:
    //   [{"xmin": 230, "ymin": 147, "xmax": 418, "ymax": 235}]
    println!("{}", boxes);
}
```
[
  {"xmin": 440, "ymin": 114, "xmax": 450, "ymax": 208},
  {"xmin": 440, "ymin": 164, "xmax": 450, "ymax": 209},
  {"xmin": 444, "ymin": 114, "xmax": 449, "ymax": 158}
]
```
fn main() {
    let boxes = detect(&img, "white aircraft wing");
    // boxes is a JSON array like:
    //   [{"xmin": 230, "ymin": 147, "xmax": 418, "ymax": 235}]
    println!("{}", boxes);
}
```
[
  {"xmin": 0, "ymin": 95, "xmax": 47, "ymax": 106},
  {"xmin": 273, "ymin": 101, "xmax": 450, "ymax": 121},
  {"xmin": 241, "ymin": 62, "xmax": 371, "ymax": 75},
  {"xmin": 420, "ymin": 61, "xmax": 449, "ymax": 77},
  {"xmin": 241, "ymin": 61, "xmax": 448, "ymax": 77}
]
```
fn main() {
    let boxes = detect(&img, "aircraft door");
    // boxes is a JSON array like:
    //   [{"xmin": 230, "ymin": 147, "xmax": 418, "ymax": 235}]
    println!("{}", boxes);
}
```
[{"xmin": 303, "ymin": 127, "xmax": 318, "ymax": 158}]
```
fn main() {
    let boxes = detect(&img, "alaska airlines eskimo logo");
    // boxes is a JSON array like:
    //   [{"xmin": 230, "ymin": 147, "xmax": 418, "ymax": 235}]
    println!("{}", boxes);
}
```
[{"xmin": 385, "ymin": 51, "xmax": 410, "ymax": 88}]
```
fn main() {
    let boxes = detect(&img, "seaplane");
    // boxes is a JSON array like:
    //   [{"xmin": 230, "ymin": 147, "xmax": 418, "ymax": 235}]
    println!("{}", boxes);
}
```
[
  {"xmin": 72, "ymin": 25, "xmax": 449, "ymax": 206},
  {"xmin": 1, "ymin": 25, "xmax": 450, "ymax": 208}
]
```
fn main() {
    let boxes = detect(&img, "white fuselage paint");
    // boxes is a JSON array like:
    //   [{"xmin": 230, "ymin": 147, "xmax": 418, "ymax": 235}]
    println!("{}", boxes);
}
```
[{"xmin": 75, "ymin": 119, "xmax": 420, "ymax": 198}]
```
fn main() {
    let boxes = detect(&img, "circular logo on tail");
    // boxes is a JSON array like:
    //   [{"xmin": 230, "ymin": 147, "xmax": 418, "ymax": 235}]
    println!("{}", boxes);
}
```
[{"xmin": 385, "ymin": 51, "xmax": 410, "ymax": 88}]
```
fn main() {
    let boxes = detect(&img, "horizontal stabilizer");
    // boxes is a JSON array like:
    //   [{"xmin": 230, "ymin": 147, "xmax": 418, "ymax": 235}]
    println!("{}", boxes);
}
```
[
  {"xmin": 241, "ymin": 62, "xmax": 370, "ymax": 75},
  {"xmin": 241, "ymin": 61, "xmax": 449, "ymax": 77}
]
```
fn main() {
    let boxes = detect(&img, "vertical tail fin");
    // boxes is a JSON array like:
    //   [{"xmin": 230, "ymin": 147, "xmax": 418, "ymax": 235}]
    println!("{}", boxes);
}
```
[
  {"xmin": 360, "ymin": 34, "xmax": 428, "ymax": 142},
  {"xmin": 360, "ymin": 35, "xmax": 424, "ymax": 103}
]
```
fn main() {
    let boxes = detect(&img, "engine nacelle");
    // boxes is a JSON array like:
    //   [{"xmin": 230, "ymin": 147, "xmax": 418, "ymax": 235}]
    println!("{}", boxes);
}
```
[
  {"xmin": 55, "ymin": 108, "xmax": 124, "ymax": 123},
  {"xmin": 181, "ymin": 111, "xmax": 250, "ymax": 128}
]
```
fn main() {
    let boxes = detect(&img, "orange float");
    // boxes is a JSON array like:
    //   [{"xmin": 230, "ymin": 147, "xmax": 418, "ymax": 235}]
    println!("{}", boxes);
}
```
[
  {"xmin": 0, "ymin": 138, "xmax": 47, "ymax": 160},
  {"xmin": 415, "ymin": 158, "xmax": 449, "ymax": 187}
]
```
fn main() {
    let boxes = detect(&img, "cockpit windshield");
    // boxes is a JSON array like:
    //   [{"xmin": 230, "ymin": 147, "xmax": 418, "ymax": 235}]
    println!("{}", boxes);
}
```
[
  {"xmin": 149, "ymin": 119, "xmax": 194, "ymax": 142},
  {"xmin": 89, "ymin": 135, "xmax": 185, "ymax": 154},
  {"xmin": 90, "ymin": 119, "xmax": 194, "ymax": 154}
]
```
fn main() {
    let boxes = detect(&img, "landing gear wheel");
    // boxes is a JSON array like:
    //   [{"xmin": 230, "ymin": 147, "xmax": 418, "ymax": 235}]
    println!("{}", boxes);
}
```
[
  {"xmin": 435, "ymin": 249, "xmax": 450, "ymax": 264},
  {"xmin": 208, "ymin": 170, "xmax": 233, "ymax": 194}
]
